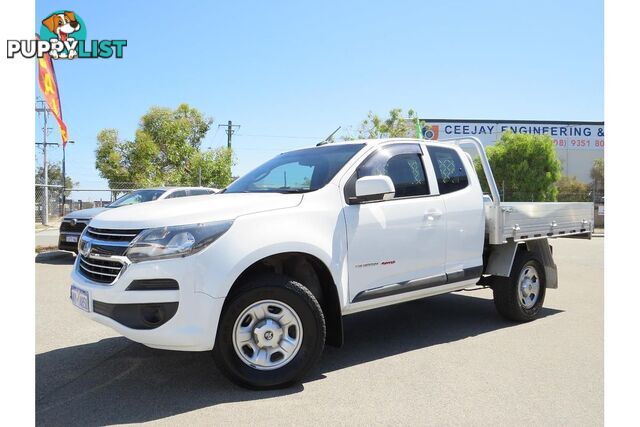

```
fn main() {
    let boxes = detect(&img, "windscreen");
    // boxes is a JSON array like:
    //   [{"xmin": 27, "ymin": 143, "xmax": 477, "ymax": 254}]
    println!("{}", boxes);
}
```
[
  {"xmin": 225, "ymin": 144, "xmax": 365, "ymax": 193},
  {"xmin": 108, "ymin": 189, "xmax": 166, "ymax": 207}
]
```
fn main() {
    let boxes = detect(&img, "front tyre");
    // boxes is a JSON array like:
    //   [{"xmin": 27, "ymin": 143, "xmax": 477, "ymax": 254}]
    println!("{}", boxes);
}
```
[
  {"xmin": 213, "ymin": 274, "xmax": 326, "ymax": 389},
  {"xmin": 492, "ymin": 251, "xmax": 546, "ymax": 322}
]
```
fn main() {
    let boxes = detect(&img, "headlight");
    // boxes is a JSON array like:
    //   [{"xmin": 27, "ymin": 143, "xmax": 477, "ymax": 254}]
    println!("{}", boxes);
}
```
[{"xmin": 126, "ymin": 220, "xmax": 233, "ymax": 263}]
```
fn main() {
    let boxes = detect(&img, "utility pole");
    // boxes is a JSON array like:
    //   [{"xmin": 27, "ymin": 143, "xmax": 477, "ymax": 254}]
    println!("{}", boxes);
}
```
[
  {"xmin": 61, "ymin": 140, "xmax": 75, "ymax": 216},
  {"xmin": 35, "ymin": 100, "xmax": 57, "ymax": 225},
  {"xmin": 218, "ymin": 120, "xmax": 240, "ymax": 150},
  {"xmin": 215, "ymin": 121, "xmax": 240, "ymax": 181},
  {"xmin": 62, "ymin": 141, "xmax": 66, "ymax": 216}
]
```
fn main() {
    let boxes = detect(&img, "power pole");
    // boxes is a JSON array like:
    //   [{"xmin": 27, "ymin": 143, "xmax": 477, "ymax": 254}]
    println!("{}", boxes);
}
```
[
  {"xmin": 216, "ymin": 121, "xmax": 240, "ymax": 181},
  {"xmin": 61, "ymin": 140, "xmax": 75, "ymax": 216},
  {"xmin": 218, "ymin": 120, "xmax": 240, "ymax": 150},
  {"xmin": 35, "ymin": 100, "xmax": 57, "ymax": 225},
  {"xmin": 62, "ymin": 142, "xmax": 66, "ymax": 216}
]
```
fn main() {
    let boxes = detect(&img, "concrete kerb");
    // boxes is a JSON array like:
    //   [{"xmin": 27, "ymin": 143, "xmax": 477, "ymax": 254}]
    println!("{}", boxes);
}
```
[{"xmin": 35, "ymin": 250, "xmax": 73, "ymax": 262}]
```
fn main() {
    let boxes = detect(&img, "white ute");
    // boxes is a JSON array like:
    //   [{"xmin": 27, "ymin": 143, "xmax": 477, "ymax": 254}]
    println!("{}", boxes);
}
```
[{"xmin": 70, "ymin": 137, "xmax": 594, "ymax": 389}]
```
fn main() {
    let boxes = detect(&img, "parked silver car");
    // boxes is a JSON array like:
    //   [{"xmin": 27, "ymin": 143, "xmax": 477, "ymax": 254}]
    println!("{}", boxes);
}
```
[{"xmin": 58, "ymin": 187, "xmax": 218, "ymax": 252}]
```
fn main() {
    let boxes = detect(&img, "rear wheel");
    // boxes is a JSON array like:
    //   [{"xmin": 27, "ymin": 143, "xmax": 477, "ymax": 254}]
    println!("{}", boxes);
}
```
[
  {"xmin": 492, "ymin": 250, "xmax": 546, "ymax": 322},
  {"xmin": 213, "ymin": 274, "xmax": 325, "ymax": 389}
]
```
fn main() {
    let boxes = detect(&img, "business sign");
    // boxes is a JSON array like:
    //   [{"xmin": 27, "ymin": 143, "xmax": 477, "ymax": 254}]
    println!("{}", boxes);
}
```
[
  {"xmin": 6, "ymin": 10, "xmax": 127, "ymax": 59},
  {"xmin": 418, "ymin": 120, "xmax": 604, "ymax": 151},
  {"xmin": 37, "ymin": 45, "xmax": 68, "ymax": 144}
]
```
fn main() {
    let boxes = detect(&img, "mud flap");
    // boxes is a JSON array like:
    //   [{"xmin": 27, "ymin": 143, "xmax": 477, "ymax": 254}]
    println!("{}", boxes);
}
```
[
  {"xmin": 485, "ymin": 241, "xmax": 518, "ymax": 277},
  {"xmin": 526, "ymin": 238, "xmax": 558, "ymax": 289}
]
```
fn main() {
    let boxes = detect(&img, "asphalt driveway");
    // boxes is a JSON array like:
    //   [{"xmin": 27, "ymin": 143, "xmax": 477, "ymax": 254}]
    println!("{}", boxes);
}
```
[{"xmin": 35, "ymin": 238, "xmax": 603, "ymax": 426}]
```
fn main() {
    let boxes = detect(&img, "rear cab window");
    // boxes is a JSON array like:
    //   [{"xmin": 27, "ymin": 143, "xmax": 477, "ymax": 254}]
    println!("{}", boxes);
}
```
[
  {"xmin": 426, "ymin": 146, "xmax": 469, "ymax": 194},
  {"xmin": 189, "ymin": 189, "xmax": 215, "ymax": 196},
  {"xmin": 166, "ymin": 190, "xmax": 188, "ymax": 199}
]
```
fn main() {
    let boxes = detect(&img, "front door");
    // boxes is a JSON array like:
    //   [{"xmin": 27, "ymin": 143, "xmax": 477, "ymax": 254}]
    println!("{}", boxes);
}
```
[{"xmin": 343, "ymin": 143, "xmax": 446, "ymax": 303}]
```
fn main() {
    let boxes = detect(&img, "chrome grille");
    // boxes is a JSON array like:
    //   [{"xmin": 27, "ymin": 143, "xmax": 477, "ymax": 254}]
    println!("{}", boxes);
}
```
[
  {"xmin": 78, "ymin": 255, "xmax": 124, "ymax": 284},
  {"xmin": 85, "ymin": 227, "xmax": 142, "ymax": 242},
  {"xmin": 77, "ymin": 227, "xmax": 142, "ymax": 284},
  {"xmin": 60, "ymin": 219, "xmax": 89, "ymax": 233}
]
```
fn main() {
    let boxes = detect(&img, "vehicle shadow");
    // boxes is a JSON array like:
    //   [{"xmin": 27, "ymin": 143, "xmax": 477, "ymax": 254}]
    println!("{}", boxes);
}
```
[
  {"xmin": 35, "ymin": 251, "xmax": 76, "ymax": 265},
  {"xmin": 36, "ymin": 292, "xmax": 562, "ymax": 426}
]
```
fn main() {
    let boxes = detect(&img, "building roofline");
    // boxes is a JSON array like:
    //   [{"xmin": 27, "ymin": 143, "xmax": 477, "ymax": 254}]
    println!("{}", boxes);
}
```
[{"xmin": 420, "ymin": 119, "xmax": 604, "ymax": 126}]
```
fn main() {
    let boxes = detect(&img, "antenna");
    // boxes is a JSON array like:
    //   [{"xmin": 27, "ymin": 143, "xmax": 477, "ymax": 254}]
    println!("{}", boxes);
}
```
[{"xmin": 316, "ymin": 126, "xmax": 341, "ymax": 146}]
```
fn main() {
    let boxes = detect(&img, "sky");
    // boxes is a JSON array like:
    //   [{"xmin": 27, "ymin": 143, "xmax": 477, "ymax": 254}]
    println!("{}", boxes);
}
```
[{"xmin": 35, "ymin": 0, "xmax": 603, "ymax": 197}]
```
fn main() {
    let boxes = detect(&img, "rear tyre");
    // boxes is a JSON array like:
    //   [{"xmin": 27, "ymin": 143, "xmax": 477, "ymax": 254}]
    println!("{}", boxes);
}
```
[
  {"xmin": 213, "ymin": 274, "xmax": 325, "ymax": 389},
  {"xmin": 492, "ymin": 250, "xmax": 546, "ymax": 322}
]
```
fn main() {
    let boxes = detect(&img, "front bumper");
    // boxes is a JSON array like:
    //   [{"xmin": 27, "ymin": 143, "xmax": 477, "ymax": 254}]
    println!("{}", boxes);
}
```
[
  {"xmin": 70, "ymin": 254, "xmax": 225, "ymax": 351},
  {"xmin": 58, "ymin": 232, "xmax": 81, "ymax": 252}
]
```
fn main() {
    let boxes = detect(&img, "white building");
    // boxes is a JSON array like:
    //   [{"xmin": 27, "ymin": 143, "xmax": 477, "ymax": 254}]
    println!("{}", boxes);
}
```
[{"xmin": 419, "ymin": 119, "xmax": 604, "ymax": 183}]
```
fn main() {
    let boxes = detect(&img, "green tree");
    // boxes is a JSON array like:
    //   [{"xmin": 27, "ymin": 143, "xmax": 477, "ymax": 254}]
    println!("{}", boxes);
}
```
[
  {"xmin": 350, "ymin": 108, "xmax": 419, "ymax": 139},
  {"xmin": 475, "ymin": 131, "xmax": 562, "ymax": 201},
  {"xmin": 95, "ymin": 104, "xmax": 234, "ymax": 189},
  {"xmin": 35, "ymin": 162, "xmax": 75, "ymax": 198},
  {"xmin": 590, "ymin": 158, "xmax": 604, "ymax": 193},
  {"xmin": 556, "ymin": 175, "xmax": 591, "ymax": 202}
]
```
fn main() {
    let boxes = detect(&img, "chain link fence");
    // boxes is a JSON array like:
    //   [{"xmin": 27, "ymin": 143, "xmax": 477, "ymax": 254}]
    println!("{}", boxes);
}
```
[
  {"xmin": 36, "ymin": 183, "xmax": 605, "ymax": 229},
  {"xmin": 35, "ymin": 182, "xmax": 138, "ymax": 225},
  {"xmin": 497, "ymin": 189, "xmax": 605, "ymax": 203},
  {"xmin": 35, "ymin": 181, "xmax": 228, "ymax": 225}
]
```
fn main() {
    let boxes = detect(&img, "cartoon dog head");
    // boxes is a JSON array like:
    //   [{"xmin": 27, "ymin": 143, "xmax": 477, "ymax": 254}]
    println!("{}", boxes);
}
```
[{"xmin": 42, "ymin": 11, "xmax": 80, "ymax": 42}]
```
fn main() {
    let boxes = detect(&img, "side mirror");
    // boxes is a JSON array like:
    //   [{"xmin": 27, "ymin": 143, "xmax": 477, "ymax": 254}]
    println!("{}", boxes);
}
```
[{"xmin": 351, "ymin": 175, "xmax": 395, "ymax": 204}]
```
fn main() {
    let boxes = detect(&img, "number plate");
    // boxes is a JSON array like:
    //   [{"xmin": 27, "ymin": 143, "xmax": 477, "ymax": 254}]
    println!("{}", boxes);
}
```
[
  {"xmin": 70, "ymin": 286, "xmax": 90, "ymax": 312},
  {"xmin": 66, "ymin": 235, "xmax": 79, "ymax": 243}
]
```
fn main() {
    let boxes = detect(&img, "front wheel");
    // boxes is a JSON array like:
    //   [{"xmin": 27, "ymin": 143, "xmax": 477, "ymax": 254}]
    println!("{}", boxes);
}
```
[
  {"xmin": 213, "ymin": 274, "xmax": 326, "ymax": 389},
  {"xmin": 492, "ymin": 250, "xmax": 546, "ymax": 322}
]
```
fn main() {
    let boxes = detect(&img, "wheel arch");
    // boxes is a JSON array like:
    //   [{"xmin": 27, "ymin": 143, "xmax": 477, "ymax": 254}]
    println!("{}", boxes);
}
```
[
  {"xmin": 224, "ymin": 251, "xmax": 344, "ymax": 347},
  {"xmin": 484, "ymin": 239, "xmax": 557, "ymax": 289}
]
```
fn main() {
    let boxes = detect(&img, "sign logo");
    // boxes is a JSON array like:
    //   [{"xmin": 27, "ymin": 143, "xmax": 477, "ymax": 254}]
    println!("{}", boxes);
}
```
[
  {"xmin": 6, "ymin": 10, "xmax": 127, "ymax": 59},
  {"xmin": 424, "ymin": 120, "xmax": 604, "ymax": 151},
  {"xmin": 40, "ymin": 11, "xmax": 85, "ymax": 59},
  {"xmin": 79, "ymin": 239, "xmax": 92, "ymax": 258},
  {"xmin": 422, "ymin": 124, "xmax": 439, "ymax": 140}
]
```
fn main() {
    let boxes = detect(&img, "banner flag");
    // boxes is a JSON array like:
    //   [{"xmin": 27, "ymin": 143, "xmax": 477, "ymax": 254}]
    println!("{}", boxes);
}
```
[{"xmin": 36, "ymin": 34, "xmax": 69, "ymax": 146}]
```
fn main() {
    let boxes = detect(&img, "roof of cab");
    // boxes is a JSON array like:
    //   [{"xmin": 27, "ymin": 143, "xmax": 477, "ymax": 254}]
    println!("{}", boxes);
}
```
[
  {"xmin": 143, "ymin": 186, "xmax": 217, "ymax": 191},
  {"xmin": 320, "ymin": 138, "xmax": 456, "ymax": 148}
]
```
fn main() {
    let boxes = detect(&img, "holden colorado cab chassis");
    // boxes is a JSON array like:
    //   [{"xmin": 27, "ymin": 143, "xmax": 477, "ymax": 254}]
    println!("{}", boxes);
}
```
[{"xmin": 70, "ymin": 137, "xmax": 593, "ymax": 389}]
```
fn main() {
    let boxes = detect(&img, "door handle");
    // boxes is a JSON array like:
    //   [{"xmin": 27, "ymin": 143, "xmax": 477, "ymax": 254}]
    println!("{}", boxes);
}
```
[{"xmin": 425, "ymin": 209, "xmax": 443, "ymax": 221}]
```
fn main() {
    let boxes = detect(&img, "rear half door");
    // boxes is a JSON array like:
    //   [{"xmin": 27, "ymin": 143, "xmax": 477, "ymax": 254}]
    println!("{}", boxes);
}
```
[{"xmin": 426, "ymin": 145, "xmax": 484, "ymax": 281}]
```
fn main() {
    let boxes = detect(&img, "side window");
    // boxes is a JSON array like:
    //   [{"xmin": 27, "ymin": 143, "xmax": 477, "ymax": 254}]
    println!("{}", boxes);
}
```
[
  {"xmin": 189, "ymin": 189, "xmax": 214, "ymax": 196},
  {"xmin": 427, "ymin": 146, "xmax": 469, "ymax": 194},
  {"xmin": 356, "ymin": 144, "xmax": 429, "ymax": 198},
  {"xmin": 166, "ymin": 190, "xmax": 187, "ymax": 199}
]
